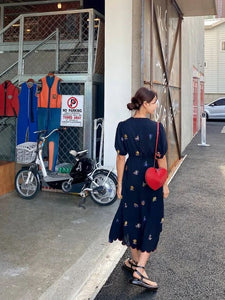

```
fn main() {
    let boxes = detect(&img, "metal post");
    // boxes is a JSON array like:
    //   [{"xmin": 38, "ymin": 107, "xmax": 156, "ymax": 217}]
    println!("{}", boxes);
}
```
[
  {"xmin": 98, "ymin": 119, "xmax": 104, "ymax": 165},
  {"xmin": 79, "ymin": 13, "xmax": 82, "ymax": 42},
  {"xmin": 93, "ymin": 118, "xmax": 104, "ymax": 165},
  {"xmin": 198, "ymin": 112, "xmax": 210, "ymax": 146},
  {"xmin": 93, "ymin": 118, "xmax": 97, "ymax": 161},
  {"xmin": 55, "ymin": 28, "xmax": 59, "ymax": 72},
  {"xmin": 88, "ymin": 9, "xmax": 94, "ymax": 75},
  {"xmin": 18, "ymin": 16, "xmax": 24, "ymax": 83},
  {"xmin": 0, "ymin": 5, "xmax": 4, "ymax": 43}
]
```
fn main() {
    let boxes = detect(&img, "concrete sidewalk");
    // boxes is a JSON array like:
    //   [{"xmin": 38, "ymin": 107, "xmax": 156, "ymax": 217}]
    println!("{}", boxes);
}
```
[
  {"xmin": 94, "ymin": 121, "xmax": 225, "ymax": 300},
  {"xmin": 0, "ymin": 188, "xmax": 125, "ymax": 300}
]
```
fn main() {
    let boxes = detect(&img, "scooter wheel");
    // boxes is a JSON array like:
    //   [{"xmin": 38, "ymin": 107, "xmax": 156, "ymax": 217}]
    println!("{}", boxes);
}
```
[
  {"xmin": 15, "ymin": 169, "xmax": 40, "ymax": 199},
  {"xmin": 89, "ymin": 169, "xmax": 117, "ymax": 206},
  {"xmin": 62, "ymin": 181, "xmax": 72, "ymax": 193}
]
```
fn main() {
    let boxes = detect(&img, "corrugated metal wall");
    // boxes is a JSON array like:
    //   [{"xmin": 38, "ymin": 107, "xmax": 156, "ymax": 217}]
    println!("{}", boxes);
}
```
[{"xmin": 143, "ymin": 0, "xmax": 182, "ymax": 170}]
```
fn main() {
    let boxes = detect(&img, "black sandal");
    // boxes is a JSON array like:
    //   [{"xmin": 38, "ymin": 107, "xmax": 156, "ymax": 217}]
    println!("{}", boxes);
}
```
[
  {"xmin": 129, "ymin": 265, "xmax": 158, "ymax": 291},
  {"xmin": 122, "ymin": 258, "xmax": 137, "ymax": 273}
]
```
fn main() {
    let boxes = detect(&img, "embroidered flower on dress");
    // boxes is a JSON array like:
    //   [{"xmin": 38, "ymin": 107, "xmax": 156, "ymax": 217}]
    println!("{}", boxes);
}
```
[
  {"xmin": 133, "ymin": 170, "xmax": 139, "ymax": 175},
  {"xmin": 143, "ymin": 216, "xmax": 147, "ymax": 222},
  {"xmin": 124, "ymin": 134, "xmax": 128, "ymax": 140},
  {"xmin": 144, "ymin": 161, "xmax": 148, "ymax": 167},
  {"xmin": 148, "ymin": 234, "xmax": 152, "ymax": 240},
  {"xmin": 161, "ymin": 218, "xmax": 164, "ymax": 224},
  {"xmin": 141, "ymin": 200, "xmax": 146, "ymax": 206},
  {"xmin": 149, "ymin": 134, "xmax": 153, "ymax": 140},
  {"xmin": 134, "ymin": 135, "xmax": 140, "ymax": 141},
  {"xmin": 142, "ymin": 182, "xmax": 147, "ymax": 187},
  {"xmin": 135, "ymin": 151, "xmax": 140, "ymax": 156},
  {"xmin": 130, "ymin": 186, "xmax": 135, "ymax": 191},
  {"xmin": 152, "ymin": 196, "xmax": 157, "ymax": 202},
  {"xmin": 124, "ymin": 203, "xmax": 128, "ymax": 208},
  {"xmin": 117, "ymin": 150, "xmax": 120, "ymax": 154},
  {"xmin": 133, "ymin": 239, "xmax": 137, "ymax": 245},
  {"xmin": 135, "ymin": 223, "xmax": 141, "ymax": 228},
  {"xmin": 134, "ymin": 203, "xmax": 139, "ymax": 208},
  {"xmin": 156, "ymin": 151, "xmax": 161, "ymax": 158},
  {"xmin": 124, "ymin": 221, "xmax": 128, "ymax": 226}
]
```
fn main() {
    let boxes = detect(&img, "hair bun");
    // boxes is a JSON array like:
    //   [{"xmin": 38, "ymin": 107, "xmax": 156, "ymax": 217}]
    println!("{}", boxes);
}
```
[{"xmin": 127, "ymin": 102, "xmax": 135, "ymax": 110}]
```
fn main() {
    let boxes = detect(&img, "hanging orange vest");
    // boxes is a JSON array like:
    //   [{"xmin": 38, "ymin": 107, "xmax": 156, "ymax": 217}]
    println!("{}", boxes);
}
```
[{"xmin": 38, "ymin": 75, "xmax": 62, "ymax": 108}]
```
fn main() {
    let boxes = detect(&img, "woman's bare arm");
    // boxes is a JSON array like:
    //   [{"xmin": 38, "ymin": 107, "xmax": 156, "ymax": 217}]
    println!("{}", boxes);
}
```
[
  {"xmin": 157, "ymin": 155, "xmax": 169, "ymax": 198},
  {"xmin": 116, "ymin": 154, "xmax": 126, "ymax": 199}
]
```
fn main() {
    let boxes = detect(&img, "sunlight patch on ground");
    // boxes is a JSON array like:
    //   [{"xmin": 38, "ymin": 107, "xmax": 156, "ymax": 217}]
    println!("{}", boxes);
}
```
[
  {"xmin": 220, "ymin": 126, "xmax": 225, "ymax": 134},
  {"xmin": 219, "ymin": 165, "xmax": 225, "ymax": 178}
]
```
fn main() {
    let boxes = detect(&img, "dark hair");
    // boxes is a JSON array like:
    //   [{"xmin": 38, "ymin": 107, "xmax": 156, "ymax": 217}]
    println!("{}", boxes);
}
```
[{"xmin": 127, "ymin": 87, "xmax": 157, "ymax": 111}]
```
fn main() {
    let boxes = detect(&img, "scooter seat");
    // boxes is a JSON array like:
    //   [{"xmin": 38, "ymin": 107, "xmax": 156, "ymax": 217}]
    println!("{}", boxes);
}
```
[{"xmin": 69, "ymin": 149, "xmax": 88, "ymax": 158}]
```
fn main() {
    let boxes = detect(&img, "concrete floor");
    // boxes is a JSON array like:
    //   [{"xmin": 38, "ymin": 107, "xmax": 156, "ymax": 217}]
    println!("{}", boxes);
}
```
[{"xmin": 0, "ymin": 190, "xmax": 121, "ymax": 300}]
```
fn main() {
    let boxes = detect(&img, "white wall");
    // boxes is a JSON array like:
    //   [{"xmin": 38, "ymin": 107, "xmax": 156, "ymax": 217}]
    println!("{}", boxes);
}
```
[
  {"xmin": 204, "ymin": 27, "xmax": 218, "ymax": 93},
  {"xmin": 104, "ymin": 0, "xmax": 133, "ymax": 168},
  {"xmin": 205, "ymin": 22, "xmax": 225, "ymax": 94},
  {"xmin": 181, "ymin": 16, "xmax": 205, "ymax": 151}
]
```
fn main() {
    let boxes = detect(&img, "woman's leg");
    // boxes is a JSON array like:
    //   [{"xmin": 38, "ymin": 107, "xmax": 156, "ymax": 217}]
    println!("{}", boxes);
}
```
[
  {"xmin": 133, "ymin": 251, "xmax": 158, "ymax": 287},
  {"xmin": 124, "ymin": 247, "xmax": 140, "ymax": 269},
  {"xmin": 130, "ymin": 248, "xmax": 140, "ymax": 263}
]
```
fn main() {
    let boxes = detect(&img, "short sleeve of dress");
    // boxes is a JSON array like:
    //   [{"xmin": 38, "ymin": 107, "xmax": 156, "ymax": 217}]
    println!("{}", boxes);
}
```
[
  {"xmin": 114, "ymin": 122, "xmax": 127, "ymax": 156},
  {"xmin": 156, "ymin": 122, "xmax": 168, "ymax": 158}
]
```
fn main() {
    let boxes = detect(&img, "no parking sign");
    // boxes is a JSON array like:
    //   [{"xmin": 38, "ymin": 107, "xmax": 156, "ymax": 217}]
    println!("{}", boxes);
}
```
[{"xmin": 60, "ymin": 95, "xmax": 84, "ymax": 127}]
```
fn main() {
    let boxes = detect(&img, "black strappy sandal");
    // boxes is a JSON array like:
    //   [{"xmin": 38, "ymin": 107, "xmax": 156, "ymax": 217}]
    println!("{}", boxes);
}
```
[
  {"xmin": 122, "ymin": 258, "xmax": 137, "ymax": 273},
  {"xmin": 129, "ymin": 265, "xmax": 158, "ymax": 291}
]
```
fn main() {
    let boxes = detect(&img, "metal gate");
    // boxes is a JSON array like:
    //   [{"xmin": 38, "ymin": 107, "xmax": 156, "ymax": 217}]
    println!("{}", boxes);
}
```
[
  {"xmin": 0, "ymin": 8, "xmax": 104, "ymax": 163},
  {"xmin": 143, "ymin": 0, "xmax": 182, "ymax": 170}
]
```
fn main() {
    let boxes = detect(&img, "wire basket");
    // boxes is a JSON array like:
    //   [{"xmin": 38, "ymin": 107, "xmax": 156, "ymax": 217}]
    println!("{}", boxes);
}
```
[{"xmin": 16, "ymin": 142, "xmax": 37, "ymax": 164}]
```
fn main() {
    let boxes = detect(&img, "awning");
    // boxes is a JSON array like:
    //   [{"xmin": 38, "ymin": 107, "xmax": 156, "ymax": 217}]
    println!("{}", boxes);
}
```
[{"xmin": 176, "ymin": 0, "xmax": 217, "ymax": 16}]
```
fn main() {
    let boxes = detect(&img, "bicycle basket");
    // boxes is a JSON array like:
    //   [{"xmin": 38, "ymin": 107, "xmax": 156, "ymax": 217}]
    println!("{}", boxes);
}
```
[{"xmin": 16, "ymin": 142, "xmax": 37, "ymax": 164}]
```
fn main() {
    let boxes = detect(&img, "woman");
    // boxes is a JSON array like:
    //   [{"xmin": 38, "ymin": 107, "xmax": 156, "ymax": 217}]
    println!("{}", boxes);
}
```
[{"xmin": 109, "ymin": 87, "xmax": 169, "ymax": 290}]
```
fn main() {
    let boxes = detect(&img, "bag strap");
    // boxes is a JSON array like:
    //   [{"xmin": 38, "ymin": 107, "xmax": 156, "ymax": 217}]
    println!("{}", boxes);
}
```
[{"xmin": 153, "ymin": 122, "xmax": 159, "ymax": 168}]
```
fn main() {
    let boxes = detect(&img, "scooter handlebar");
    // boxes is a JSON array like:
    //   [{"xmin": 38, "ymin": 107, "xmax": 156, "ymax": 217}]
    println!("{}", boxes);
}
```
[{"xmin": 35, "ymin": 127, "xmax": 67, "ymax": 141}]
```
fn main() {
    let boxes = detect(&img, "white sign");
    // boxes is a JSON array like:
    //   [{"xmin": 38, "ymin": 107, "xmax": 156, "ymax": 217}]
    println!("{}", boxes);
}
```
[{"xmin": 60, "ymin": 95, "xmax": 84, "ymax": 127}]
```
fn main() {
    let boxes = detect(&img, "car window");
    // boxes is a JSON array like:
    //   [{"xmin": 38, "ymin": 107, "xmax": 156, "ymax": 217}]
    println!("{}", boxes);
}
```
[{"xmin": 214, "ymin": 99, "xmax": 225, "ymax": 106}]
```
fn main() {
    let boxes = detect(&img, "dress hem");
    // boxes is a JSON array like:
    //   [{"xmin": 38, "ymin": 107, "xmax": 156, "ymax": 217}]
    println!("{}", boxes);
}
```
[{"xmin": 108, "ymin": 238, "xmax": 157, "ymax": 253}]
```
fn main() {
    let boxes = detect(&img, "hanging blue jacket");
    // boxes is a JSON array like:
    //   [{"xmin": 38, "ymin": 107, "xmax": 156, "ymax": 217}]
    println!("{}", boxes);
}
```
[{"xmin": 17, "ymin": 81, "xmax": 38, "ymax": 144}]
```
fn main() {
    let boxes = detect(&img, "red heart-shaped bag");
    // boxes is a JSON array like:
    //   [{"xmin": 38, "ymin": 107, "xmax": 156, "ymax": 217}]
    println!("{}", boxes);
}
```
[{"xmin": 145, "ymin": 167, "xmax": 168, "ymax": 191}]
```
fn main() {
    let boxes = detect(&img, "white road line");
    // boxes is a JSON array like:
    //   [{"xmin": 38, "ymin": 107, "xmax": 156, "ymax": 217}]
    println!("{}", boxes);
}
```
[{"xmin": 221, "ymin": 126, "xmax": 225, "ymax": 133}]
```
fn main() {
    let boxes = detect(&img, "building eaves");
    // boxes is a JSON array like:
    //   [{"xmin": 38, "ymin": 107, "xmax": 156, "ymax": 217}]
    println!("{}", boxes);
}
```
[
  {"xmin": 204, "ymin": 18, "xmax": 225, "ymax": 29},
  {"xmin": 176, "ymin": 0, "xmax": 217, "ymax": 17}
]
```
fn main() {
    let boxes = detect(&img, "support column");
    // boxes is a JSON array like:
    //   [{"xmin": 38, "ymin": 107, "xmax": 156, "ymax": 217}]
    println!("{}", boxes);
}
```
[{"xmin": 104, "ymin": 0, "xmax": 142, "ymax": 167}]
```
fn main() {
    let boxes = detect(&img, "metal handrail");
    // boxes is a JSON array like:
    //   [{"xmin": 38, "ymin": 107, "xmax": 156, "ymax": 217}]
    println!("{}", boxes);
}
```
[
  {"xmin": 0, "ymin": 15, "xmax": 21, "ymax": 36},
  {"xmin": 0, "ymin": 8, "xmax": 104, "ymax": 82},
  {"xmin": 0, "ymin": 30, "xmax": 58, "ymax": 79}
]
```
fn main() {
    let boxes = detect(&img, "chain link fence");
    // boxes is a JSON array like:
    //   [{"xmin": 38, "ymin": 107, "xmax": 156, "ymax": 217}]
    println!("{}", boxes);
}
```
[
  {"xmin": 0, "ymin": 8, "xmax": 105, "ymax": 164},
  {"xmin": 0, "ymin": 117, "xmax": 16, "ymax": 161}
]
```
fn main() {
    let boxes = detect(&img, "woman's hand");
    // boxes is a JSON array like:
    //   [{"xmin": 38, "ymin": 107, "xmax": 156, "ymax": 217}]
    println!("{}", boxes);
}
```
[
  {"xmin": 117, "ymin": 182, "xmax": 122, "ymax": 199},
  {"xmin": 163, "ymin": 183, "xmax": 169, "ymax": 199}
]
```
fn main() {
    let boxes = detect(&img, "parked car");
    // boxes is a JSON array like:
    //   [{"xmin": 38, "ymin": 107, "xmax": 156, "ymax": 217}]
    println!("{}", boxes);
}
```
[{"xmin": 204, "ymin": 97, "xmax": 225, "ymax": 120}]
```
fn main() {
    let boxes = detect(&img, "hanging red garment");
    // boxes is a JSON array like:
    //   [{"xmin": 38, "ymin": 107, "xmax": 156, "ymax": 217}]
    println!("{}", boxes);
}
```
[{"xmin": 0, "ymin": 80, "xmax": 19, "ymax": 117}]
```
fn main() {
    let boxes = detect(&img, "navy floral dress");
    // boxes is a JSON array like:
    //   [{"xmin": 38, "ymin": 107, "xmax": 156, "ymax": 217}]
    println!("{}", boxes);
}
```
[{"xmin": 109, "ymin": 117, "xmax": 168, "ymax": 252}]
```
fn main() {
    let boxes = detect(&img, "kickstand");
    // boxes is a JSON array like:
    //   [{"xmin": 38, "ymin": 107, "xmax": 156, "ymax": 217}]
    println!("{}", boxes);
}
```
[{"xmin": 78, "ymin": 196, "xmax": 87, "ymax": 209}]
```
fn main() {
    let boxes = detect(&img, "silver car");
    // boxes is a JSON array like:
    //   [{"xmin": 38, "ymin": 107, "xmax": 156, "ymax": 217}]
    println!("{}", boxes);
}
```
[{"xmin": 204, "ymin": 98, "xmax": 225, "ymax": 120}]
